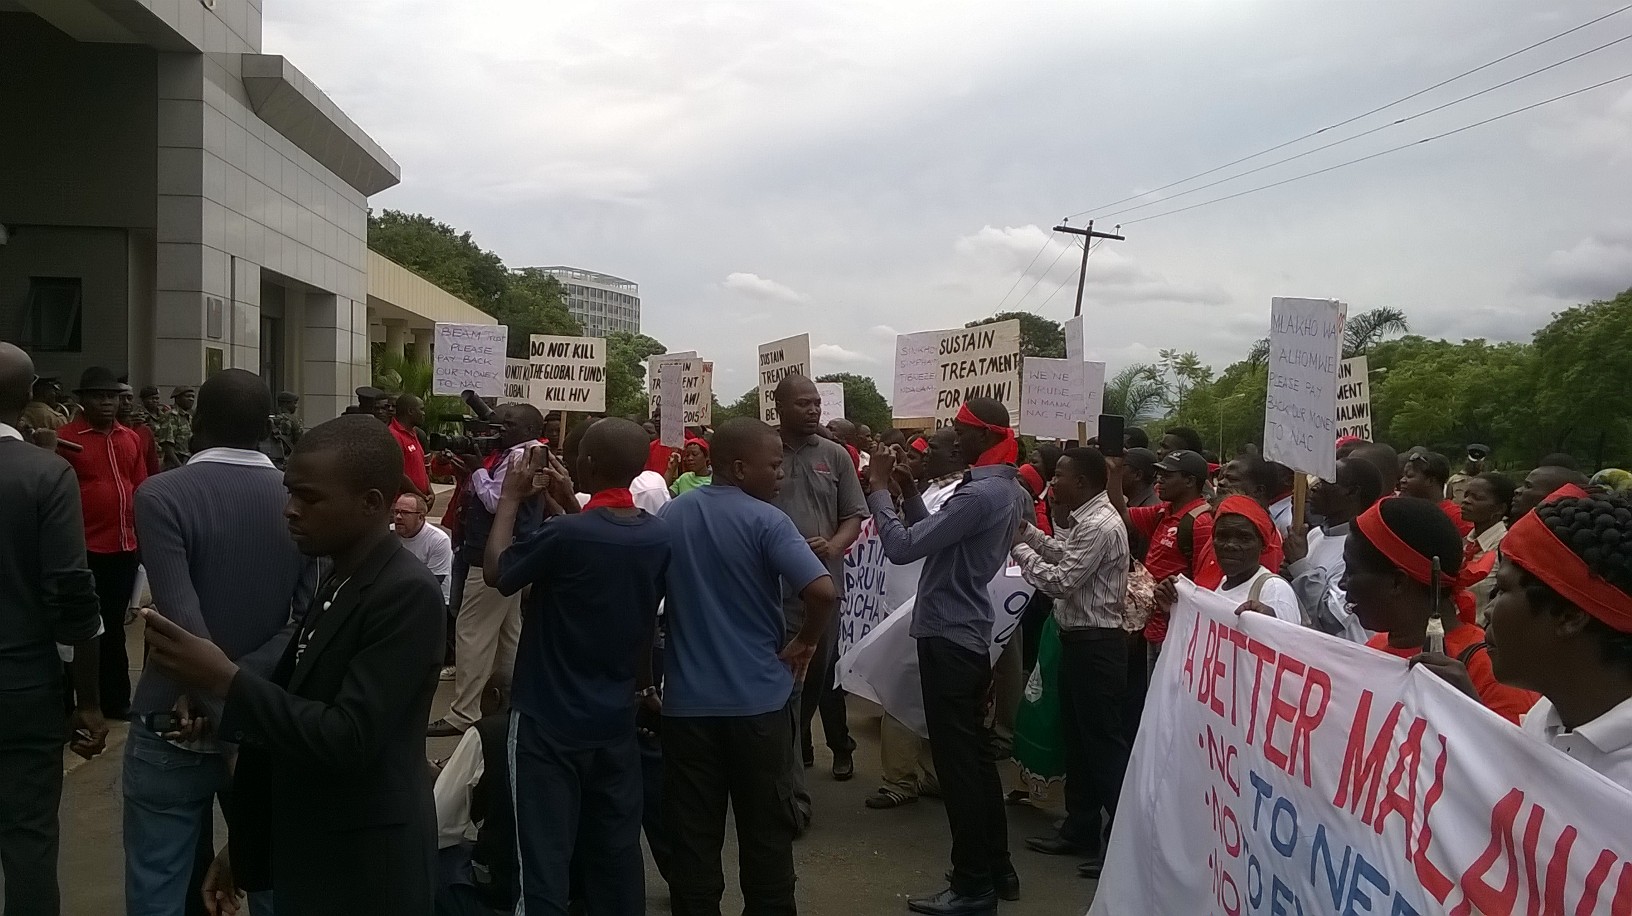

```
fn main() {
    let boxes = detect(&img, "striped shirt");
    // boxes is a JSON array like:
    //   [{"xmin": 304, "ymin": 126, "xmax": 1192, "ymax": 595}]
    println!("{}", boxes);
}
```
[{"xmin": 1012, "ymin": 491, "xmax": 1129, "ymax": 631}]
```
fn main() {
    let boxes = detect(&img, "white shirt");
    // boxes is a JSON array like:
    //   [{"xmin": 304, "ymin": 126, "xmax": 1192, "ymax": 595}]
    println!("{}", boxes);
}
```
[
  {"xmin": 1268, "ymin": 495, "xmax": 1294, "ymax": 538},
  {"xmin": 396, "ymin": 523, "xmax": 454, "ymax": 603},
  {"xmin": 432, "ymin": 726, "xmax": 486, "ymax": 848},
  {"xmin": 188, "ymin": 447, "xmax": 275, "ymax": 469},
  {"xmin": 1215, "ymin": 568, "xmax": 1301, "ymax": 625},
  {"xmin": 1521, "ymin": 695, "xmax": 1632, "ymax": 793},
  {"xmin": 1290, "ymin": 523, "xmax": 1372, "ymax": 643},
  {"xmin": 630, "ymin": 471, "xmax": 672, "ymax": 515},
  {"xmin": 0, "ymin": 422, "xmax": 21, "ymax": 441}
]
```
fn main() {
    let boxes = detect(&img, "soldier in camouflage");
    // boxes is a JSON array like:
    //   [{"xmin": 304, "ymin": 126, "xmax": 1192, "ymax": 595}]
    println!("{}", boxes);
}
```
[
  {"xmin": 271, "ymin": 391, "xmax": 303, "ymax": 458},
  {"xmin": 153, "ymin": 385, "xmax": 196, "ymax": 469}
]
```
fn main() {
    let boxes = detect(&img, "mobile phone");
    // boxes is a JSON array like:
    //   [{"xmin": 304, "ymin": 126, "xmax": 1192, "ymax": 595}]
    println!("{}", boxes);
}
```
[
  {"xmin": 1098, "ymin": 415, "xmax": 1126, "ymax": 458},
  {"xmin": 146, "ymin": 711, "xmax": 180, "ymax": 733}
]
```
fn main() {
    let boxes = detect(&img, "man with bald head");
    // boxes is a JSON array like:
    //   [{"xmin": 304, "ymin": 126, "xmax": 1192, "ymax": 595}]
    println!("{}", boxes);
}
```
[
  {"xmin": 1512, "ymin": 464, "xmax": 1591, "ymax": 519},
  {"xmin": 389, "ymin": 393, "xmax": 431, "ymax": 497},
  {"xmin": 772, "ymin": 374, "xmax": 867, "ymax": 827},
  {"xmin": 864, "ymin": 396, "xmax": 1031, "ymax": 913},
  {"xmin": 0, "ymin": 341, "xmax": 107, "ymax": 915}
]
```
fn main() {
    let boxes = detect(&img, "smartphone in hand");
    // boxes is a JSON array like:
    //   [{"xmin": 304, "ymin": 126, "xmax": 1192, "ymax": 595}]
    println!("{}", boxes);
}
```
[{"xmin": 1098, "ymin": 415, "xmax": 1126, "ymax": 457}]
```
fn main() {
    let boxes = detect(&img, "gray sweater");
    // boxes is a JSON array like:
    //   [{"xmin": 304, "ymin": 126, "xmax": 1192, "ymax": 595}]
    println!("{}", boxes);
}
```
[{"xmin": 132, "ymin": 452, "xmax": 318, "ymax": 741}]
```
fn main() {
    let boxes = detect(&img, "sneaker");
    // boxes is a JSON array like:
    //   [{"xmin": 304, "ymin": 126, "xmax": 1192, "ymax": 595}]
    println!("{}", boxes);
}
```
[
  {"xmin": 439, "ymin": 666, "xmax": 456, "ymax": 681},
  {"xmin": 426, "ymin": 718, "xmax": 463, "ymax": 738}
]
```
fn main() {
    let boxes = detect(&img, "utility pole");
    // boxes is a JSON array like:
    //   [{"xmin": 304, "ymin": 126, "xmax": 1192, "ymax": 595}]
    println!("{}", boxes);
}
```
[{"xmin": 1052, "ymin": 219, "xmax": 1126, "ymax": 317}]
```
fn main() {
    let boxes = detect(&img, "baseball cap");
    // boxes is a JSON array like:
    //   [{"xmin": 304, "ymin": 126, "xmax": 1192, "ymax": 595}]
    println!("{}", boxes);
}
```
[
  {"xmin": 1467, "ymin": 443, "xmax": 1490, "ymax": 459},
  {"xmin": 1155, "ymin": 449, "xmax": 1209, "ymax": 480},
  {"xmin": 1124, "ymin": 447, "xmax": 1158, "ymax": 473}
]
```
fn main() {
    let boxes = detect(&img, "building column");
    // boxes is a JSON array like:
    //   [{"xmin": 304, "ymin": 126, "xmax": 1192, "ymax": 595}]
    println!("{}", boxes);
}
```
[
  {"xmin": 409, "ymin": 328, "xmax": 433, "ymax": 364},
  {"xmin": 383, "ymin": 318, "xmax": 408, "ymax": 361},
  {"xmin": 299, "ymin": 293, "xmax": 369, "ymax": 423}
]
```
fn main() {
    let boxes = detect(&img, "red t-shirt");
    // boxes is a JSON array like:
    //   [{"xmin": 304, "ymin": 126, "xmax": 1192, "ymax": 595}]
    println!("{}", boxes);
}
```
[
  {"xmin": 390, "ymin": 420, "xmax": 431, "ymax": 495},
  {"xmin": 59, "ymin": 417, "xmax": 149, "ymax": 554},
  {"xmin": 1366, "ymin": 624, "xmax": 1538, "ymax": 725},
  {"xmin": 1130, "ymin": 499, "xmax": 1214, "ymax": 643}
]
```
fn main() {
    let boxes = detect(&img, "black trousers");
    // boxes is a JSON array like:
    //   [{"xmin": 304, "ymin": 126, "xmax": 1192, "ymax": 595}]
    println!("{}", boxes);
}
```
[
  {"xmin": 87, "ymin": 551, "xmax": 139, "ymax": 717},
  {"xmin": 663, "ymin": 703, "xmax": 798, "ymax": 916},
  {"xmin": 1057, "ymin": 630, "xmax": 1130, "ymax": 852},
  {"xmin": 1121, "ymin": 632, "xmax": 1148, "ymax": 751},
  {"xmin": 0, "ymin": 686, "xmax": 66, "ymax": 916},
  {"xmin": 917, "ymin": 636, "xmax": 1009, "ymax": 896},
  {"xmin": 798, "ymin": 628, "xmax": 854, "ymax": 762}
]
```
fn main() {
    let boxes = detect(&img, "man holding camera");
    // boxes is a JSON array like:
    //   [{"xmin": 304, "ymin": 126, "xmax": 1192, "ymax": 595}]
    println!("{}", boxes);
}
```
[
  {"xmin": 428, "ymin": 403, "xmax": 547, "ymax": 737},
  {"xmin": 125, "ymin": 369, "xmax": 316, "ymax": 916}
]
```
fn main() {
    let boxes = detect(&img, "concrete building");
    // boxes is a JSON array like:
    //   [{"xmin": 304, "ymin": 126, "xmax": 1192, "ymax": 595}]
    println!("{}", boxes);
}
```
[
  {"xmin": 0, "ymin": 0, "xmax": 490, "ymax": 422},
  {"xmin": 539, "ymin": 266, "xmax": 640, "ymax": 338}
]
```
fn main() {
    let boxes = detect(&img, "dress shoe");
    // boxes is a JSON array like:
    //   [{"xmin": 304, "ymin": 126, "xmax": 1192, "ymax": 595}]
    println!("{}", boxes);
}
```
[
  {"xmin": 426, "ymin": 718, "xmax": 463, "ymax": 738},
  {"xmin": 1077, "ymin": 858, "xmax": 1104, "ymax": 880},
  {"xmin": 944, "ymin": 870, "xmax": 1019, "ymax": 902},
  {"xmin": 831, "ymin": 749, "xmax": 855, "ymax": 781},
  {"xmin": 906, "ymin": 886, "xmax": 998, "ymax": 915},
  {"xmin": 1024, "ymin": 835, "xmax": 1092, "ymax": 857}
]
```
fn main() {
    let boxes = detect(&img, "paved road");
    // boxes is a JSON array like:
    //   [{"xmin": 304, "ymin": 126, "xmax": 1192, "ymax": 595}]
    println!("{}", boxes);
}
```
[{"xmin": 58, "ymin": 625, "xmax": 1101, "ymax": 914}]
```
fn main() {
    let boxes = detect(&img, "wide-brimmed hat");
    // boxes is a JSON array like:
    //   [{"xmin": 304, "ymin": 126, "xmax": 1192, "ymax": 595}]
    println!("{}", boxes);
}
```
[{"xmin": 75, "ymin": 367, "xmax": 131, "ymax": 394}]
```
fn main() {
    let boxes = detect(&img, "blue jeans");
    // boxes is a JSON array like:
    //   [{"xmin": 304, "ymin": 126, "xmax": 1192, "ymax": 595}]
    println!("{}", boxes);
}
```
[{"xmin": 122, "ymin": 725, "xmax": 273, "ymax": 916}]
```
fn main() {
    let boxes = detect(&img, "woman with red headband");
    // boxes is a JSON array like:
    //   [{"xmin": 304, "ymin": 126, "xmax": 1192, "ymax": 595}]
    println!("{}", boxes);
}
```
[
  {"xmin": 1154, "ymin": 496, "xmax": 1298, "ymax": 623},
  {"xmin": 1340, "ymin": 497, "xmax": 1538, "ymax": 724},
  {"xmin": 1471, "ymin": 491, "xmax": 1632, "ymax": 788},
  {"xmin": 667, "ymin": 435, "xmax": 712, "ymax": 496}
]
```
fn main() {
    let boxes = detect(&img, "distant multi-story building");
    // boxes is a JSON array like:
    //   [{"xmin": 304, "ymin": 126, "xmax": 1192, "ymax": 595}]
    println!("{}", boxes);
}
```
[{"xmin": 540, "ymin": 267, "xmax": 640, "ymax": 337}]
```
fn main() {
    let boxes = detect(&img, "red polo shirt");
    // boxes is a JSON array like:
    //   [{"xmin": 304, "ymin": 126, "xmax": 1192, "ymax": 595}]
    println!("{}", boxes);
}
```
[
  {"xmin": 1129, "ymin": 498, "xmax": 1214, "ymax": 644},
  {"xmin": 390, "ymin": 419, "xmax": 431, "ymax": 495},
  {"xmin": 59, "ymin": 416, "xmax": 148, "ymax": 554}
]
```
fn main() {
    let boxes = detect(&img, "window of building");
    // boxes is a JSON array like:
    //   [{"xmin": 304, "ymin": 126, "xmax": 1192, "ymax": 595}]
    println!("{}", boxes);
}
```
[{"xmin": 20, "ymin": 277, "xmax": 83, "ymax": 352}]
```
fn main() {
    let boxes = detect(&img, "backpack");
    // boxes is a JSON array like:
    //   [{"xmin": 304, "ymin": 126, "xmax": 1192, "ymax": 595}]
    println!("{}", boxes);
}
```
[{"xmin": 1176, "ymin": 503, "xmax": 1212, "ymax": 566}]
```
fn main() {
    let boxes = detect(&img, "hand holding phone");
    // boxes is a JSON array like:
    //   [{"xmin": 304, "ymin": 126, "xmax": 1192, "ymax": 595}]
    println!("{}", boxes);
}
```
[{"xmin": 1098, "ymin": 415, "xmax": 1126, "ymax": 458}]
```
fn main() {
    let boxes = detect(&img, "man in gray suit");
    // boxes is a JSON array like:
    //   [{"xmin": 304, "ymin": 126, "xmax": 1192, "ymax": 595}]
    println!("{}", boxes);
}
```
[{"xmin": 0, "ymin": 341, "xmax": 107, "ymax": 916}]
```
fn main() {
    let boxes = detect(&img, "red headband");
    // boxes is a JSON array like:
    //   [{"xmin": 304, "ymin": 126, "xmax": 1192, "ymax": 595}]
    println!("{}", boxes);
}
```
[
  {"xmin": 1017, "ymin": 463, "xmax": 1046, "ymax": 497},
  {"xmin": 1218, "ymin": 496, "xmax": 1276, "ymax": 551},
  {"xmin": 685, "ymin": 435, "xmax": 709, "ymax": 454},
  {"xmin": 1354, "ymin": 498, "xmax": 1483, "ymax": 590},
  {"xmin": 1503, "ymin": 495, "xmax": 1632, "ymax": 633},
  {"xmin": 953, "ymin": 402, "xmax": 1018, "ymax": 467},
  {"xmin": 910, "ymin": 437, "xmax": 929, "ymax": 454}
]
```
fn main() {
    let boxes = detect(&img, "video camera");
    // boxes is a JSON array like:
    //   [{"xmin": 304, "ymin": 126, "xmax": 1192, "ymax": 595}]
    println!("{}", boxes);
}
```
[{"xmin": 428, "ymin": 390, "xmax": 505, "ymax": 457}]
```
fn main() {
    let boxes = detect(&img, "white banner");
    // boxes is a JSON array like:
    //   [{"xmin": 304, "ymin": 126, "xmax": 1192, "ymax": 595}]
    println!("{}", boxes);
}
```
[
  {"xmin": 432, "ymin": 322, "xmax": 507, "ymax": 397},
  {"xmin": 817, "ymin": 381, "xmax": 845, "ymax": 428},
  {"xmin": 647, "ymin": 352, "xmax": 710, "ymax": 427},
  {"xmin": 835, "ymin": 517, "xmax": 888, "ymax": 659},
  {"xmin": 1336, "ymin": 355, "xmax": 1373, "ymax": 440},
  {"xmin": 934, "ymin": 320, "xmax": 1021, "ymax": 428},
  {"xmin": 1263, "ymin": 297, "xmax": 1346, "ymax": 482},
  {"xmin": 892, "ymin": 331, "xmax": 940, "ymax": 421},
  {"xmin": 526, "ymin": 335, "xmax": 606, "ymax": 413},
  {"xmin": 1092, "ymin": 581, "xmax": 1632, "ymax": 916},
  {"xmin": 1019, "ymin": 357, "xmax": 1106, "ymax": 440},
  {"xmin": 500, "ymin": 358, "xmax": 531, "ymax": 404},
  {"xmin": 758, "ymin": 334, "xmax": 811, "ymax": 423}
]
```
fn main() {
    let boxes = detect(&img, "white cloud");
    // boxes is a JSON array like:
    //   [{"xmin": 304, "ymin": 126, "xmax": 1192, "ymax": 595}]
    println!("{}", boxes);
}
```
[
  {"xmin": 1527, "ymin": 223, "xmax": 1632, "ymax": 302},
  {"xmin": 813, "ymin": 343, "xmax": 878, "ymax": 366},
  {"xmin": 722, "ymin": 272, "xmax": 808, "ymax": 304}
]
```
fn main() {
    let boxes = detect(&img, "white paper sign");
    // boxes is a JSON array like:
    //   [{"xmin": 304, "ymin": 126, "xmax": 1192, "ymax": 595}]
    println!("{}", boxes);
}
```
[
  {"xmin": 1335, "ymin": 355, "xmax": 1372, "ymax": 440},
  {"xmin": 1018, "ymin": 358, "xmax": 1106, "ymax": 440},
  {"xmin": 892, "ymin": 331, "xmax": 940, "ymax": 421},
  {"xmin": 835, "ymin": 517, "xmax": 888, "ymax": 658},
  {"xmin": 526, "ymin": 335, "xmax": 606, "ymax": 413},
  {"xmin": 1065, "ymin": 315, "xmax": 1085, "ymax": 362},
  {"xmin": 433, "ymin": 323, "xmax": 507, "ymax": 397},
  {"xmin": 817, "ymin": 382, "xmax": 845, "ymax": 428},
  {"xmin": 500, "ymin": 358, "xmax": 531, "ymax": 404},
  {"xmin": 934, "ymin": 320, "xmax": 1022, "ymax": 428},
  {"xmin": 1263, "ymin": 297, "xmax": 1346, "ymax": 481},
  {"xmin": 658, "ymin": 362, "xmax": 684, "ymax": 447},
  {"xmin": 648, "ymin": 352, "xmax": 711, "ymax": 427},
  {"xmin": 1092, "ymin": 580, "xmax": 1632, "ymax": 916},
  {"xmin": 758, "ymin": 334, "xmax": 811, "ymax": 423}
]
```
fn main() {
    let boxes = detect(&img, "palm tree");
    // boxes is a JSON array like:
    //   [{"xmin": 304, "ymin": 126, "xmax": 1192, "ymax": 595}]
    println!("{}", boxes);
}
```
[
  {"xmin": 1103, "ymin": 364, "xmax": 1168, "ymax": 424},
  {"xmin": 1246, "ymin": 338, "xmax": 1270, "ymax": 369},
  {"xmin": 1343, "ymin": 307, "xmax": 1409, "ymax": 358}
]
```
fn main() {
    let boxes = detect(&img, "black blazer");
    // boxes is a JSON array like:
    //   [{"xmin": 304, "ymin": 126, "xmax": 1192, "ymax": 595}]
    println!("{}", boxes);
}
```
[{"xmin": 220, "ymin": 535, "xmax": 444, "ymax": 916}]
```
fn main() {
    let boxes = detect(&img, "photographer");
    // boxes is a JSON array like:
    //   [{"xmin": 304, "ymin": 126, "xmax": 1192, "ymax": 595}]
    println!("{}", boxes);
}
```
[{"xmin": 427, "ymin": 403, "xmax": 548, "ymax": 738}]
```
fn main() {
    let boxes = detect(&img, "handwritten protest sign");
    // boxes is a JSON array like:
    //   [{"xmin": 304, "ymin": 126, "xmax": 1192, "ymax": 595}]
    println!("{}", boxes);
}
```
[
  {"xmin": 1092, "ymin": 580, "xmax": 1632, "ymax": 916},
  {"xmin": 1336, "ymin": 355, "xmax": 1373, "ymax": 440},
  {"xmin": 526, "ymin": 335, "xmax": 606, "ymax": 413},
  {"xmin": 892, "ymin": 331, "xmax": 940, "ymax": 422},
  {"xmin": 658, "ymin": 362, "xmax": 684, "ymax": 447},
  {"xmin": 1065, "ymin": 314, "xmax": 1085, "ymax": 362},
  {"xmin": 836, "ymin": 518, "xmax": 888, "ymax": 658},
  {"xmin": 1019, "ymin": 358, "xmax": 1106, "ymax": 440},
  {"xmin": 433, "ymin": 323, "xmax": 506, "ymax": 397},
  {"xmin": 934, "ymin": 319, "xmax": 1021, "ymax": 428},
  {"xmin": 647, "ymin": 352, "xmax": 711, "ymax": 426},
  {"xmin": 500, "ymin": 358, "xmax": 531, "ymax": 404},
  {"xmin": 758, "ymin": 334, "xmax": 811, "ymax": 423},
  {"xmin": 1263, "ymin": 298, "xmax": 1346, "ymax": 481},
  {"xmin": 817, "ymin": 381, "xmax": 845, "ymax": 427}
]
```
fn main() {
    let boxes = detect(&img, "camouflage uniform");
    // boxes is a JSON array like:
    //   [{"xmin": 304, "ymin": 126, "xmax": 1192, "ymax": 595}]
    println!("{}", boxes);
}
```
[
  {"xmin": 271, "ymin": 410, "xmax": 303, "ymax": 456},
  {"xmin": 153, "ymin": 408, "xmax": 194, "ymax": 468}
]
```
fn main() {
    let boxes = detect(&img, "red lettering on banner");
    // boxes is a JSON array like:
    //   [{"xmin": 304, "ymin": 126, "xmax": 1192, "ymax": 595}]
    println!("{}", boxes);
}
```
[
  {"xmin": 1453, "ymin": 788, "xmax": 1522, "ymax": 915},
  {"xmin": 1244, "ymin": 638, "xmax": 1277, "ymax": 748},
  {"xmin": 1181, "ymin": 611, "xmax": 1202, "ymax": 693},
  {"xmin": 1372, "ymin": 716, "xmax": 1427, "ymax": 844},
  {"xmin": 1448, "ymin": 789, "xmax": 1631, "ymax": 916},
  {"xmin": 1262, "ymin": 654, "xmax": 1303, "ymax": 777},
  {"xmin": 1332, "ymin": 691, "xmax": 1407, "ymax": 823},
  {"xmin": 1411, "ymin": 733, "xmax": 1454, "ymax": 902}
]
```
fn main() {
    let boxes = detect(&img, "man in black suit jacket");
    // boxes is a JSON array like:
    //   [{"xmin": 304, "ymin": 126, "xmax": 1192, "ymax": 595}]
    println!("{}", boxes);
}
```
[
  {"xmin": 143, "ymin": 414, "xmax": 445, "ymax": 916},
  {"xmin": 0, "ymin": 341, "xmax": 107, "ymax": 916}
]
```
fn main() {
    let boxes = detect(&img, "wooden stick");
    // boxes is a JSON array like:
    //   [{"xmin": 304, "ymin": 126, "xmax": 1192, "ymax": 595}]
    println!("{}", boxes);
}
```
[{"xmin": 1292, "ymin": 474, "xmax": 1309, "ymax": 530}]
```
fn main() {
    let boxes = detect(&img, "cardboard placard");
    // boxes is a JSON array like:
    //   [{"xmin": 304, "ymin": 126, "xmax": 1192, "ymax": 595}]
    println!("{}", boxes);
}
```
[
  {"xmin": 934, "ymin": 320, "xmax": 1022, "ymax": 428},
  {"xmin": 658, "ymin": 362, "xmax": 685, "ymax": 447},
  {"xmin": 891, "ymin": 330, "xmax": 940, "ymax": 421},
  {"xmin": 1019, "ymin": 358, "xmax": 1106, "ymax": 440},
  {"xmin": 500, "ymin": 358, "xmax": 531, "ymax": 404},
  {"xmin": 817, "ymin": 381, "xmax": 845, "ymax": 428},
  {"xmin": 647, "ymin": 352, "xmax": 710, "ymax": 427},
  {"xmin": 432, "ymin": 323, "xmax": 507, "ymax": 397},
  {"xmin": 1263, "ymin": 298, "xmax": 1346, "ymax": 482},
  {"xmin": 1335, "ymin": 355, "xmax": 1372, "ymax": 440},
  {"xmin": 758, "ymin": 334, "xmax": 811, "ymax": 423},
  {"xmin": 525, "ymin": 335, "xmax": 606, "ymax": 413}
]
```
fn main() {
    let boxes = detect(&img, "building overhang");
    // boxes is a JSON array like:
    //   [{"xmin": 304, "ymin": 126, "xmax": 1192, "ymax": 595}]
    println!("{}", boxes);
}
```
[
  {"xmin": 241, "ymin": 54, "xmax": 400, "ymax": 197},
  {"xmin": 367, "ymin": 251, "xmax": 496, "ymax": 330}
]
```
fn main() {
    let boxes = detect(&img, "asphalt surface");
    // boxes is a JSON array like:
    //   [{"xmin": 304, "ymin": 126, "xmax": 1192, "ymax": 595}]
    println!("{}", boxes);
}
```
[{"xmin": 55, "ymin": 624, "xmax": 1100, "ymax": 914}]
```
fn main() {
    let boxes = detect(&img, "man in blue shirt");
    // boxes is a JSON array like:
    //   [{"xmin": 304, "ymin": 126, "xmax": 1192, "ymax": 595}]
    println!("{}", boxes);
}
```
[
  {"xmin": 864, "ymin": 397, "xmax": 1031, "ymax": 915},
  {"xmin": 485, "ymin": 417, "xmax": 669, "ymax": 916},
  {"xmin": 659, "ymin": 418, "xmax": 837, "ymax": 916}
]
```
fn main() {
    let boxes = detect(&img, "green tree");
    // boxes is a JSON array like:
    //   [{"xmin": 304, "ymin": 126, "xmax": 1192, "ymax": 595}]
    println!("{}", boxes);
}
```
[
  {"xmin": 493, "ymin": 268, "xmax": 581, "ymax": 359},
  {"xmin": 714, "ymin": 387, "xmax": 762, "ymax": 423},
  {"xmin": 1155, "ymin": 349, "xmax": 1212, "ymax": 414},
  {"xmin": 818, "ymin": 372, "xmax": 892, "ymax": 431},
  {"xmin": 967, "ymin": 311, "xmax": 1066, "ymax": 359},
  {"xmin": 1529, "ymin": 289, "xmax": 1632, "ymax": 467},
  {"xmin": 367, "ymin": 210, "xmax": 508, "ymax": 308},
  {"xmin": 1103, "ymin": 364, "xmax": 1167, "ymax": 424},
  {"xmin": 604, "ymin": 331, "xmax": 667, "ymax": 419},
  {"xmin": 1344, "ymin": 306, "xmax": 1410, "ymax": 358}
]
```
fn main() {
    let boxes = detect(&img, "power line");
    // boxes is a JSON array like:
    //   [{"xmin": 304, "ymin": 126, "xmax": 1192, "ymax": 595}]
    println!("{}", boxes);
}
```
[
  {"xmin": 1065, "ymin": 2, "xmax": 1632, "ymax": 219},
  {"xmin": 1093, "ymin": 31, "xmax": 1632, "ymax": 222},
  {"xmin": 1120, "ymin": 70, "xmax": 1632, "ymax": 226},
  {"xmin": 1008, "ymin": 238, "xmax": 1083, "ymax": 312},
  {"xmin": 1037, "ymin": 240, "xmax": 1103, "ymax": 311},
  {"xmin": 992, "ymin": 236, "xmax": 1053, "ymax": 312}
]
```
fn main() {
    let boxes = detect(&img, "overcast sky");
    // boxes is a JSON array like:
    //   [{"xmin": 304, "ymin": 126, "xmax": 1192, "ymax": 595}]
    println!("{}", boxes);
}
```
[{"xmin": 268, "ymin": 1, "xmax": 1632, "ymax": 401}]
